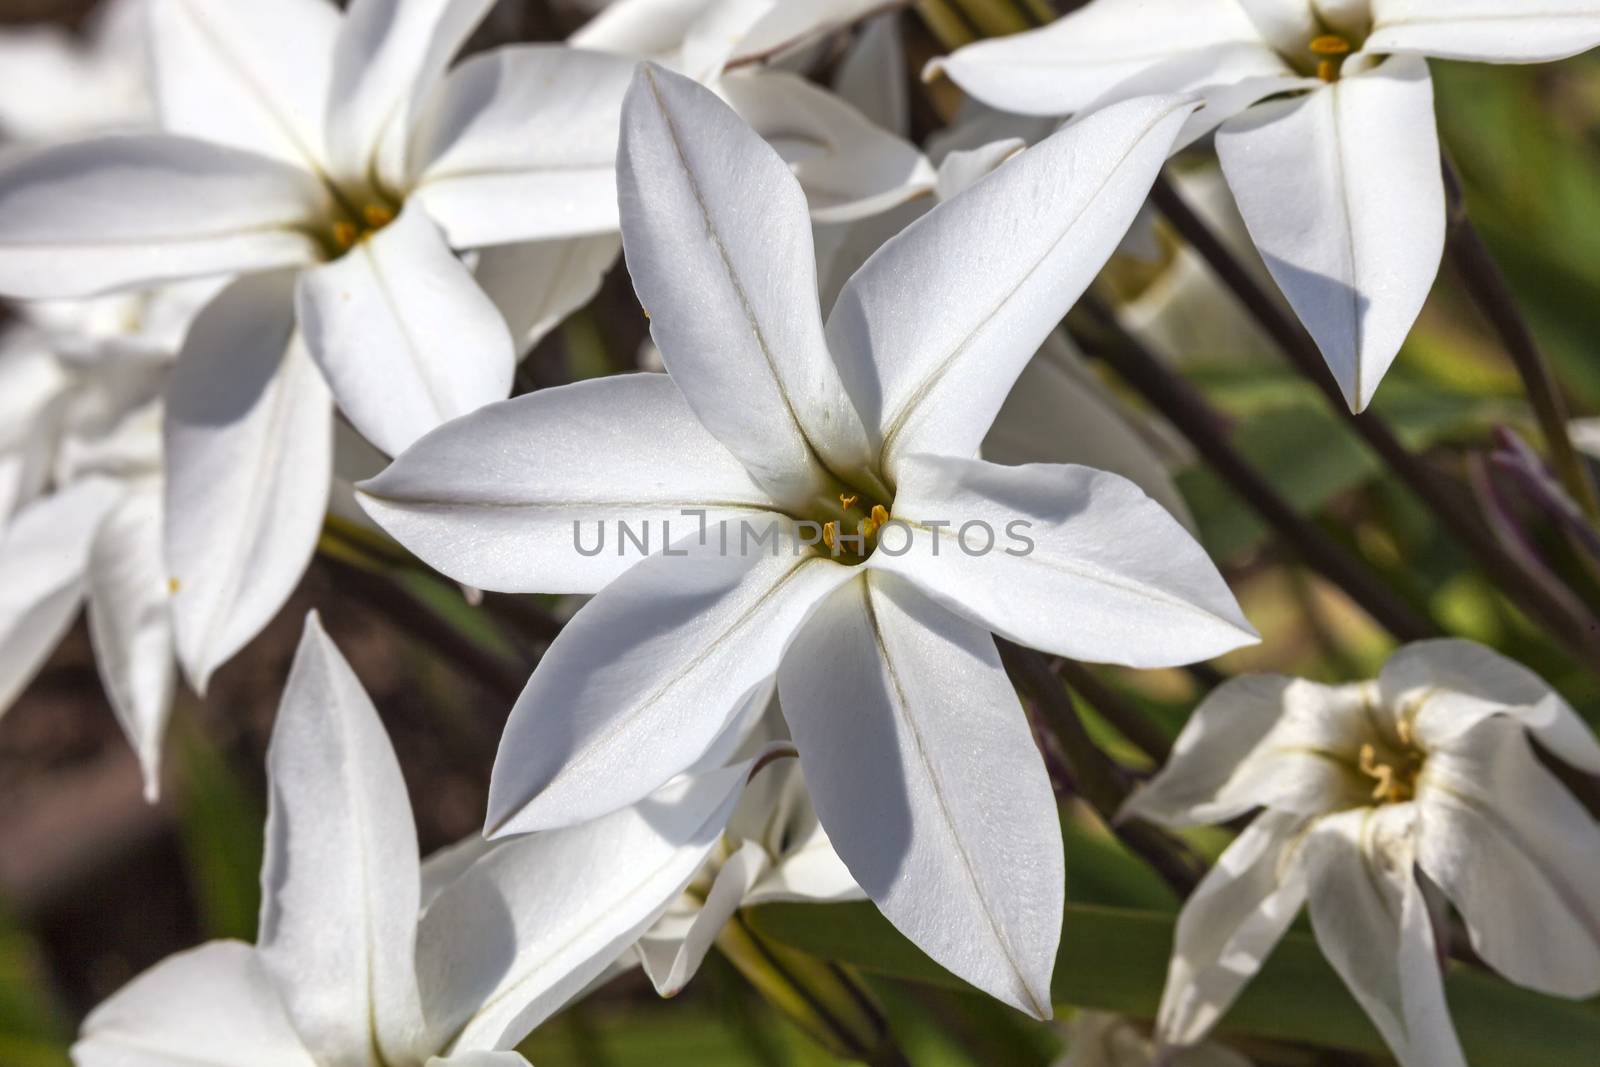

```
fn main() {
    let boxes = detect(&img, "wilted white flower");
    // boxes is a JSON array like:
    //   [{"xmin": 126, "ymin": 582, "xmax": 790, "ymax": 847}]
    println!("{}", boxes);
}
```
[
  {"xmin": 71, "ymin": 612, "xmax": 751, "ymax": 1067},
  {"xmin": 359, "ymin": 66, "xmax": 1255, "ymax": 1015},
  {"xmin": 0, "ymin": 0, "xmax": 644, "ymax": 691},
  {"xmin": 935, "ymin": 0, "xmax": 1600, "ymax": 411},
  {"xmin": 1123, "ymin": 639, "xmax": 1600, "ymax": 1067}
]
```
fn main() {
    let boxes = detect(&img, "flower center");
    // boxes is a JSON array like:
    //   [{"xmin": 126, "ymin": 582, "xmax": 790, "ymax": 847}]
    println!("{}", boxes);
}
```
[
  {"xmin": 815, "ymin": 491, "xmax": 892, "ymax": 565},
  {"xmin": 1309, "ymin": 33, "xmax": 1351, "ymax": 82},
  {"xmin": 326, "ymin": 201, "xmax": 397, "ymax": 254},
  {"xmin": 1356, "ymin": 735, "xmax": 1423, "ymax": 805}
]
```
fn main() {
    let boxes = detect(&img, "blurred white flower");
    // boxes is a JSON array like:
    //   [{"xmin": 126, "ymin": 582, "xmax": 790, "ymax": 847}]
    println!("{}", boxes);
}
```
[
  {"xmin": 0, "ymin": 0, "xmax": 645, "ymax": 691},
  {"xmin": 1123, "ymin": 639, "xmax": 1600, "ymax": 1067},
  {"xmin": 1055, "ymin": 1012, "xmax": 1251, "ymax": 1067},
  {"xmin": 70, "ymin": 612, "xmax": 749, "ymax": 1067},
  {"xmin": 359, "ymin": 65, "xmax": 1255, "ymax": 1016},
  {"xmin": 574, "ymin": 0, "xmax": 936, "ymax": 221},
  {"xmin": 0, "ymin": 0, "xmax": 151, "ymax": 141},
  {"xmin": 935, "ymin": 0, "xmax": 1600, "ymax": 412}
]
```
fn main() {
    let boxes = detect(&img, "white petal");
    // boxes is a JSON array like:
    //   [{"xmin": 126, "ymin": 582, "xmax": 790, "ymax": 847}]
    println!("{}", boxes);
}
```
[
  {"xmin": 639, "ymin": 839, "xmax": 770, "ymax": 998},
  {"xmin": 1216, "ymin": 58, "xmax": 1444, "ymax": 412},
  {"xmin": 877, "ymin": 455, "xmax": 1256, "ymax": 668},
  {"xmin": 165, "ymin": 273, "xmax": 332, "ymax": 693},
  {"xmin": 832, "ymin": 15, "xmax": 908, "ymax": 138},
  {"xmin": 734, "ymin": 0, "xmax": 889, "ymax": 65},
  {"xmin": 1302, "ymin": 806, "xmax": 1468, "ymax": 1067},
  {"xmin": 0, "ymin": 479, "xmax": 120, "ymax": 716},
  {"xmin": 827, "ymin": 95, "xmax": 1198, "ymax": 469},
  {"xmin": 487, "ymin": 523, "xmax": 853, "ymax": 834},
  {"xmin": 1417, "ymin": 716, "xmax": 1600, "ymax": 998},
  {"xmin": 86, "ymin": 480, "xmax": 176, "ymax": 802},
  {"xmin": 73, "ymin": 942, "xmax": 316, "ymax": 1067},
  {"xmin": 258, "ymin": 613, "xmax": 427, "ymax": 1067},
  {"xmin": 325, "ymin": 0, "xmax": 495, "ymax": 189},
  {"xmin": 0, "ymin": 135, "xmax": 322, "ymax": 299},
  {"xmin": 1155, "ymin": 811, "xmax": 1309, "ymax": 1045},
  {"xmin": 420, "ymin": 766, "xmax": 752, "ymax": 1050},
  {"xmin": 1368, "ymin": 0, "xmax": 1600, "ymax": 63},
  {"xmin": 931, "ymin": 0, "xmax": 1262, "ymax": 117},
  {"xmin": 571, "ymin": 0, "xmax": 715, "ymax": 64},
  {"xmin": 427, "ymin": 1053, "xmax": 529, "ymax": 1067},
  {"xmin": 983, "ymin": 331, "xmax": 1196, "ymax": 532},
  {"xmin": 1234, "ymin": 0, "xmax": 1323, "ymax": 54},
  {"xmin": 779, "ymin": 573, "xmax": 1063, "ymax": 1019},
  {"xmin": 473, "ymin": 235, "xmax": 621, "ymax": 354},
  {"xmin": 617, "ymin": 63, "xmax": 875, "ymax": 507},
  {"xmin": 1380, "ymin": 638, "xmax": 1600, "ymax": 773},
  {"xmin": 149, "ymin": 0, "xmax": 339, "ymax": 170},
  {"xmin": 357, "ymin": 374, "xmax": 782, "ymax": 595},
  {"xmin": 717, "ymin": 70, "xmax": 935, "ymax": 225},
  {"xmin": 1121, "ymin": 676, "xmax": 1376, "ymax": 826},
  {"xmin": 410, "ymin": 45, "xmax": 636, "ymax": 246},
  {"xmin": 296, "ymin": 202, "xmax": 514, "ymax": 457}
]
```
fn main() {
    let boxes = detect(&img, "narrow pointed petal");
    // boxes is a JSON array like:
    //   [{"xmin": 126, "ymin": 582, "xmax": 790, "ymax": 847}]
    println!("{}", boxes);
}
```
[
  {"xmin": 357, "ymin": 374, "xmax": 783, "ymax": 595},
  {"xmin": 833, "ymin": 15, "xmax": 909, "ymax": 138},
  {"xmin": 473, "ymin": 235, "xmax": 620, "ymax": 354},
  {"xmin": 165, "ymin": 273, "xmax": 332, "ymax": 693},
  {"xmin": 983, "ymin": 331, "xmax": 1196, "ymax": 532},
  {"xmin": 717, "ymin": 70, "xmax": 935, "ymax": 224},
  {"xmin": 0, "ymin": 478, "xmax": 120, "ymax": 716},
  {"xmin": 149, "ymin": 0, "xmax": 339, "ymax": 170},
  {"xmin": 0, "ymin": 135, "xmax": 323, "ymax": 299},
  {"xmin": 1121, "ymin": 676, "xmax": 1378, "ymax": 826},
  {"xmin": 86, "ymin": 480, "xmax": 176, "ymax": 802},
  {"xmin": 877, "ymin": 455, "xmax": 1256, "ymax": 669},
  {"xmin": 421, "ymin": 766, "xmax": 750, "ymax": 1051},
  {"xmin": 73, "ymin": 942, "xmax": 317, "ymax": 1067},
  {"xmin": 258, "ymin": 614, "xmax": 427, "ymax": 1067},
  {"xmin": 1379, "ymin": 638, "xmax": 1600, "ymax": 773},
  {"xmin": 931, "ymin": 0, "xmax": 1262, "ymax": 117},
  {"xmin": 780, "ymin": 573, "xmax": 1063, "ymax": 1019},
  {"xmin": 642, "ymin": 840, "xmax": 770, "ymax": 997},
  {"xmin": 1417, "ymin": 717, "xmax": 1600, "ymax": 998},
  {"xmin": 618, "ymin": 63, "xmax": 875, "ymax": 507},
  {"xmin": 828, "ymin": 95, "xmax": 1199, "ymax": 469},
  {"xmin": 410, "ymin": 45, "xmax": 636, "ymax": 247},
  {"xmin": 487, "ymin": 524, "xmax": 853, "ymax": 835},
  {"xmin": 1155, "ymin": 812, "xmax": 1309, "ymax": 1045},
  {"xmin": 733, "ymin": 0, "xmax": 891, "ymax": 65},
  {"xmin": 325, "ymin": 0, "xmax": 495, "ymax": 189},
  {"xmin": 1216, "ymin": 58, "xmax": 1444, "ymax": 412},
  {"xmin": 1302, "ymin": 806, "xmax": 1468, "ymax": 1067},
  {"xmin": 1368, "ymin": 0, "xmax": 1600, "ymax": 63},
  {"xmin": 296, "ymin": 202, "xmax": 514, "ymax": 457}
]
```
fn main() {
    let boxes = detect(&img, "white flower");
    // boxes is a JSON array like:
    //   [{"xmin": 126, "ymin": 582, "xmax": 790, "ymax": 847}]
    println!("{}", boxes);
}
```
[
  {"xmin": 634, "ymin": 692, "xmax": 864, "ymax": 997},
  {"xmin": 358, "ymin": 65, "xmax": 1255, "ymax": 1016},
  {"xmin": 935, "ymin": 0, "xmax": 1600, "ymax": 412},
  {"xmin": 1055, "ymin": 1012, "xmax": 1251, "ymax": 1067},
  {"xmin": 1123, "ymin": 639, "xmax": 1600, "ymax": 1067},
  {"xmin": 71, "ymin": 612, "xmax": 750, "ymax": 1067},
  {"xmin": 574, "ymin": 0, "xmax": 936, "ymax": 221},
  {"xmin": 0, "ymin": 0, "xmax": 643, "ymax": 691}
]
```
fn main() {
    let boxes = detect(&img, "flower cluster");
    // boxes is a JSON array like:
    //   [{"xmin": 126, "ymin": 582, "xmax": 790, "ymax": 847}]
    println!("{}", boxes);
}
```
[{"xmin": 2, "ymin": 1, "xmax": 1599, "ymax": 1066}]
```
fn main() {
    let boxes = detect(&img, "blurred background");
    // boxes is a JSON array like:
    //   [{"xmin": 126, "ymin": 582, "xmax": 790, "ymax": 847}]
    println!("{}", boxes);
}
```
[{"xmin": 4, "ymin": 1, "xmax": 1600, "ymax": 1065}]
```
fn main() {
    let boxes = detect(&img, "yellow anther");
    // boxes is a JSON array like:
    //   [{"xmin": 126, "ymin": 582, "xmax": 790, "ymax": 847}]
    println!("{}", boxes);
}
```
[
  {"xmin": 839, "ymin": 493, "xmax": 859, "ymax": 511},
  {"xmin": 822, "ymin": 521, "xmax": 837, "ymax": 549},
  {"xmin": 362, "ymin": 203, "xmax": 395, "ymax": 229},
  {"xmin": 1316, "ymin": 58, "xmax": 1338, "ymax": 81},
  {"xmin": 167, "ymin": 577, "xmax": 181, "ymax": 595},
  {"xmin": 870, "ymin": 504, "xmax": 889, "ymax": 528},
  {"xmin": 332, "ymin": 220, "xmax": 359, "ymax": 249},
  {"xmin": 1358, "ymin": 743, "xmax": 1396, "ymax": 802},
  {"xmin": 1310, "ymin": 34, "xmax": 1351, "ymax": 55}
]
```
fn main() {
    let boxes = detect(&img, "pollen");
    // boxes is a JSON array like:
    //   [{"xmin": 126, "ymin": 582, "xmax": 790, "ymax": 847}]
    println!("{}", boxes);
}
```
[
  {"xmin": 332, "ymin": 220, "xmax": 359, "ymax": 249},
  {"xmin": 362, "ymin": 203, "xmax": 395, "ymax": 229},
  {"xmin": 167, "ymin": 577, "xmax": 181, "ymax": 595},
  {"xmin": 1358, "ymin": 742, "xmax": 1419, "ymax": 806},
  {"xmin": 839, "ymin": 493, "xmax": 859, "ymax": 511}
]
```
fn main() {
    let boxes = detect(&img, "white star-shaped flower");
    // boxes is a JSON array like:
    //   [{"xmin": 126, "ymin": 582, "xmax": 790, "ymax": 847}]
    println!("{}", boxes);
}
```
[
  {"xmin": 935, "ymin": 0, "xmax": 1600, "ymax": 411},
  {"xmin": 70, "ymin": 612, "xmax": 750, "ymax": 1067},
  {"xmin": 358, "ymin": 65, "xmax": 1256, "ymax": 1015},
  {"xmin": 0, "ymin": 0, "xmax": 644, "ymax": 691},
  {"xmin": 1123, "ymin": 639, "xmax": 1600, "ymax": 1067}
]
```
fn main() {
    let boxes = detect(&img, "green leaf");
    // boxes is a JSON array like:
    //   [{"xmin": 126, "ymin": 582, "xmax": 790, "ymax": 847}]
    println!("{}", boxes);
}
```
[
  {"xmin": 175, "ymin": 721, "xmax": 264, "ymax": 941},
  {"xmin": 0, "ymin": 909, "xmax": 68, "ymax": 1067},
  {"xmin": 746, "ymin": 901, "xmax": 1600, "ymax": 1063}
]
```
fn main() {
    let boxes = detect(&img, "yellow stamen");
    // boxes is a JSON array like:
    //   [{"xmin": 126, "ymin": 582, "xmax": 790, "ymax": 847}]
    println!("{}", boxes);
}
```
[
  {"xmin": 822, "ymin": 521, "xmax": 837, "ymax": 550},
  {"xmin": 332, "ymin": 220, "xmax": 359, "ymax": 249},
  {"xmin": 839, "ymin": 493, "xmax": 859, "ymax": 511},
  {"xmin": 1358, "ymin": 743, "xmax": 1393, "ymax": 801},
  {"xmin": 1316, "ymin": 58, "xmax": 1338, "ymax": 81},
  {"xmin": 362, "ymin": 203, "xmax": 395, "ymax": 229},
  {"xmin": 1310, "ymin": 34, "xmax": 1351, "ymax": 55},
  {"xmin": 870, "ymin": 504, "xmax": 889, "ymax": 528}
]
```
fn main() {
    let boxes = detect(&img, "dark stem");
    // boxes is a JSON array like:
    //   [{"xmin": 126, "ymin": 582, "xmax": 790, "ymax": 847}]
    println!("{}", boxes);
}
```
[
  {"xmin": 1052, "ymin": 659, "xmax": 1172, "ymax": 765},
  {"xmin": 998, "ymin": 639, "xmax": 1203, "ymax": 896},
  {"xmin": 1073, "ymin": 298, "xmax": 1440, "ymax": 643},
  {"xmin": 1441, "ymin": 158, "xmax": 1600, "ymax": 524},
  {"xmin": 1148, "ymin": 172, "xmax": 1600, "ymax": 665}
]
